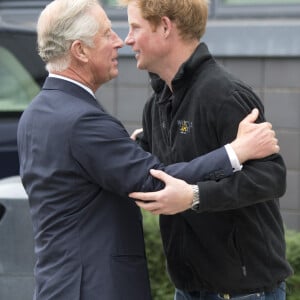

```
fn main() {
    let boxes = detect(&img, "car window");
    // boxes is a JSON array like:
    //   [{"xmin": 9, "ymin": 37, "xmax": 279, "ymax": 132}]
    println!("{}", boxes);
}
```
[{"xmin": 0, "ymin": 46, "xmax": 40, "ymax": 112}]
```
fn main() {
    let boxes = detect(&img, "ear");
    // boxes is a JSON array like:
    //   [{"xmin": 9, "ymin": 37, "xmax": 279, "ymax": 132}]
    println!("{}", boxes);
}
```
[
  {"xmin": 70, "ymin": 40, "xmax": 89, "ymax": 63},
  {"xmin": 161, "ymin": 16, "xmax": 172, "ymax": 38}
]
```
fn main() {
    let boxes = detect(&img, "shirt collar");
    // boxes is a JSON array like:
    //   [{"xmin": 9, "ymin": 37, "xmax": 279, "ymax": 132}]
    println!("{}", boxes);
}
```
[{"xmin": 49, "ymin": 73, "xmax": 96, "ymax": 99}]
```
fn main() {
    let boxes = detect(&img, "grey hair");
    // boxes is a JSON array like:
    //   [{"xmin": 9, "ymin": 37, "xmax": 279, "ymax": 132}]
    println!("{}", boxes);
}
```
[{"xmin": 37, "ymin": 0, "xmax": 100, "ymax": 72}]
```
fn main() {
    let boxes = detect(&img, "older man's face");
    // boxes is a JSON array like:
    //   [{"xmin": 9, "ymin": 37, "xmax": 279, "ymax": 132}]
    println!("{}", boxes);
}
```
[{"xmin": 86, "ymin": 5, "xmax": 124, "ymax": 86}]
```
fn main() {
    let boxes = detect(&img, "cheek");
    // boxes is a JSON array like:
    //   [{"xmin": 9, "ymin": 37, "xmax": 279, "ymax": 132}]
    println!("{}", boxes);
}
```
[
  {"xmin": 144, "ymin": 34, "xmax": 161, "ymax": 52},
  {"xmin": 135, "ymin": 33, "xmax": 148, "ymax": 47}
]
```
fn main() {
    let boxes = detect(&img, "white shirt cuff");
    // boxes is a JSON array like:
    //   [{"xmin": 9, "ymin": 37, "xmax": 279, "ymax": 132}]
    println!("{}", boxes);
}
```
[{"xmin": 225, "ymin": 144, "xmax": 243, "ymax": 172}]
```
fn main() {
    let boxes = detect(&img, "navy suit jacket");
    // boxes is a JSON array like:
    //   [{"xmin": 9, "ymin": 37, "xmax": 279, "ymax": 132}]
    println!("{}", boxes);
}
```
[{"xmin": 17, "ymin": 77, "xmax": 232, "ymax": 300}]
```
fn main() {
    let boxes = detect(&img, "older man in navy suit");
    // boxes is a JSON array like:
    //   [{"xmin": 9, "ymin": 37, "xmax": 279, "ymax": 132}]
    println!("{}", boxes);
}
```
[{"xmin": 17, "ymin": 0, "xmax": 279, "ymax": 299}]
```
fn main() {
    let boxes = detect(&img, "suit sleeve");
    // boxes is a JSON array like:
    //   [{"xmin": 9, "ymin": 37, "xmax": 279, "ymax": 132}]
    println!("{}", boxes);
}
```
[
  {"xmin": 197, "ymin": 89, "xmax": 286, "ymax": 212},
  {"xmin": 70, "ymin": 112, "xmax": 233, "ymax": 196}
]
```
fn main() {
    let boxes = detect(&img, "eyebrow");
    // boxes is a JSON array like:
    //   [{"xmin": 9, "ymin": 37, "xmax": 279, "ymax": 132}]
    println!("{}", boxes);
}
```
[
  {"xmin": 129, "ymin": 22, "xmax": 140, "ymax": 27},
  {"xmin": 104, "ymin": 27, "xmax": 111, "ymax": 34},
  {"xmin": 102, "ymin": 20, "xmax": 112, "ymax": 34}
]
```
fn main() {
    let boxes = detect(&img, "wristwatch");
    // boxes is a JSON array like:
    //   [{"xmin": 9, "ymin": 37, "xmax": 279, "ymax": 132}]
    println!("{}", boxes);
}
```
[{"xmin": 190, "ymin": 185, "xmax": 200, "ymax": 211}]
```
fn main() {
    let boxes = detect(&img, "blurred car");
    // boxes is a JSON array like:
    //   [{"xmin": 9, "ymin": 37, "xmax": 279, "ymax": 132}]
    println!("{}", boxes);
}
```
[
  {"xmin": 0, "ymin": 0, "xmax": 125, "ymax": 180},
  {"xmin": 0, "ymin": 1, "xmax": 49, "ymax": 178},
  {"xmin": 0, "ymin": 175, "xmax": 35, "ymax": 300}
]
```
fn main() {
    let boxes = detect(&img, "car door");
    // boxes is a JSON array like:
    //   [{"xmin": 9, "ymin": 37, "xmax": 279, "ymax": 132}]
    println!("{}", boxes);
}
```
[{"xmin": 0, "ymin": 25, "xmax": 47, "ymax": 178}]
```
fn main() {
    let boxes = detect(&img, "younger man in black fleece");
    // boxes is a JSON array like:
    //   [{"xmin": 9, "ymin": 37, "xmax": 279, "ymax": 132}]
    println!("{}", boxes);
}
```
[{"xmin": 121, "ymin": 0, "xmax": 293, "ymax": 299}]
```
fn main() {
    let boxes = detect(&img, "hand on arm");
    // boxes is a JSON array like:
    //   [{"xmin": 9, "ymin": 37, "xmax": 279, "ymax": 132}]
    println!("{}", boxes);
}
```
[
  {"xmin": 129, "ymin": 109, "xmax": 279, "ymax": 214},
  {"xmin": 130, "ymin": 169, "xmax": 194, "ymax": 215},
  {"xmin": 230, "ymin": 108, "xmax": 279, "ymax": 164}
]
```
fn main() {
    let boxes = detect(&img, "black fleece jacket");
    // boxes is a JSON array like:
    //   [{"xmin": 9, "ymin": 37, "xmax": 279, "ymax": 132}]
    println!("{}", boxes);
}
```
[{"xmin": 139, "ymin": 43, "xmax": 293, "ymax": 294}]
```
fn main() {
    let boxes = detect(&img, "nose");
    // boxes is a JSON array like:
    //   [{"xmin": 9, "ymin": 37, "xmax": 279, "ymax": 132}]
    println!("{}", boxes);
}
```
[
  {"xmin": 113, "ymin": 30, "xmax": 124, "ymax": 48},
  {"xmin": 125, "ymin": 32, "xmax": 134, "ymax": 46}
]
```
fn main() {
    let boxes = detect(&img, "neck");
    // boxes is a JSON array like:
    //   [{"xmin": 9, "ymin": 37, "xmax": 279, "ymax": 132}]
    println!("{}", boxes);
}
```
[
  {"xmin": 158, "ymin": 40, "xmax": 199, "ymax": 90},
  {"xmin": 53, "ymin": 67, "xmax": 98, "ymax": 93}
]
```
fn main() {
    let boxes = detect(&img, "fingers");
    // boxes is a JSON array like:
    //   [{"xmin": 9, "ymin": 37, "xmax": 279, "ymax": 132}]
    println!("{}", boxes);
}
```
[
  {"xmin": 265, "ymin": 121, "xmax": 272, "ymax": 130},
  {"xmin": 242, "ymin": 108, "xmax": 259, "ymax": 124},
  {"xmin": 258, "ymin": 121, "xmax": 272, "ymax": 131},
  {"xmin": 260, "ymin": 124, "xmax": 276, "ymax": 139},
  {"xmin": 273, "ymin": 137, "xmax": 280, "ymax": 153},
  {"xmin": 129, "ymin": 170, "xmax": 171, "ymax": 201},
  {"xmin": 233, "ymin": 116, "xmax": 279, "ymax": 162},
  {"xmin": 129, "ymin": 170, "xmax": 171, "ymax": 214},
  {"xmin": 135, "ymin": 200, "xmax": 161, "ymax": 215},
  {"xmin": 149, "ymin": 169, "xmax": 172, "ymax": 183},
  {"xmin": 130, "ymin": 191, "xmax": 163, "ymax": 214},
  {"xmin": 130, "ymin": 128, "xmax": 143, "ymax": 140},
  {"xmin": 130, "ymin": 169, "xmax": 192, "ymax": 215},
  {"xmin": 129, "ymin": 191, "xmax": 157, "ymax": 201}
]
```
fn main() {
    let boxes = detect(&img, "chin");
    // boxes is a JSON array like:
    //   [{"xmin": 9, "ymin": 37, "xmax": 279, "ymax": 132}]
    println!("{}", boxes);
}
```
[
  {"xmin": 111, "ymin": 70, "xmax": 119, "ymax": 78},
  {"xmin": 136, "ymin": 62, "xmax": 147, "ymax": 71}
]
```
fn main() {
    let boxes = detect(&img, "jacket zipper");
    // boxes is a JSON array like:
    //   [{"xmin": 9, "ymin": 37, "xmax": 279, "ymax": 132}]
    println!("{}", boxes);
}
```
[{"xmin": 234, "ymin": 227, "xmax": 247, "ymax": 277}]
